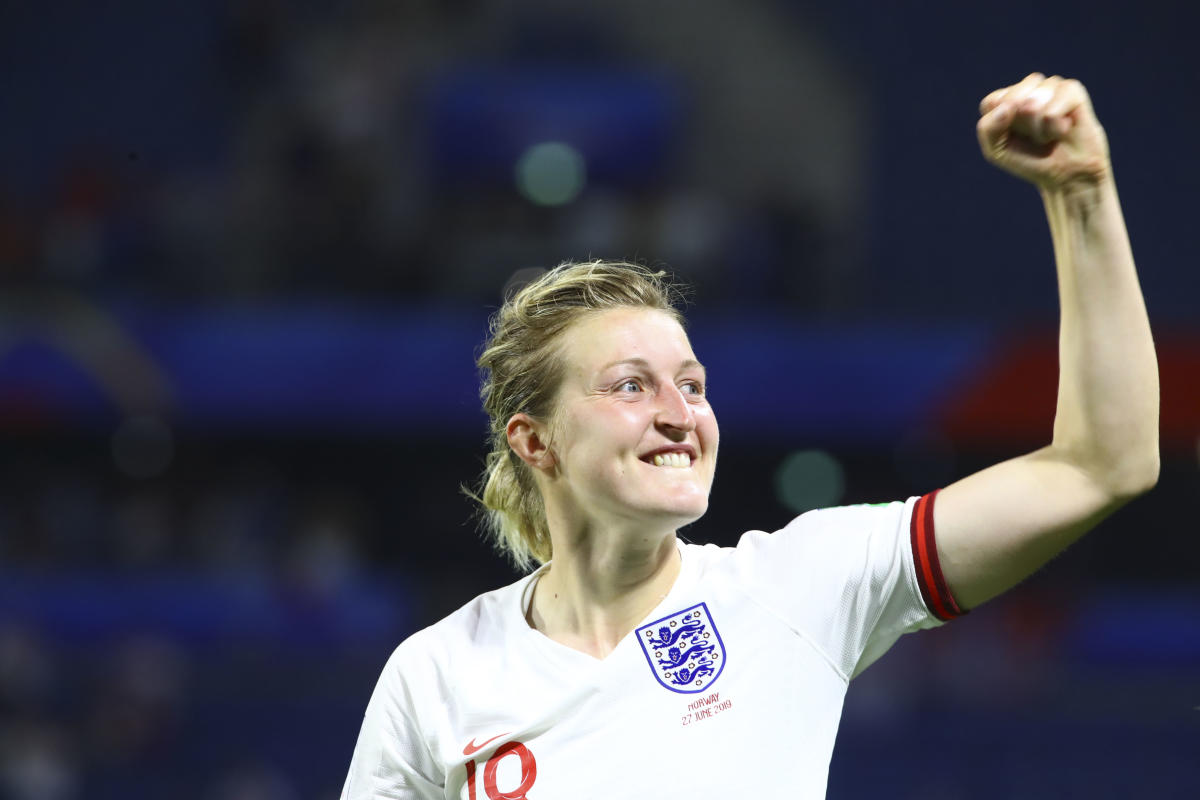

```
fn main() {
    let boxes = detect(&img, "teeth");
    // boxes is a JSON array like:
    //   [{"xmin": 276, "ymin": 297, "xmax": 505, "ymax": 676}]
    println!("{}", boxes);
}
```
[{"xmin": 651, "ymin": 452, "xmax": 691, "ymax": 468}]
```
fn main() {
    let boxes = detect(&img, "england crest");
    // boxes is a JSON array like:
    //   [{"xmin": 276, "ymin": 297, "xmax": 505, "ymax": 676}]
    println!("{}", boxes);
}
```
[{"xmin": 635, "ymin": 602, "xmax": 726, "ymax": 694}]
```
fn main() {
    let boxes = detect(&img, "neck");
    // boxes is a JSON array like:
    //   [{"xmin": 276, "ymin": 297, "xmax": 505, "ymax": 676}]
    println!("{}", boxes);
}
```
[{"xmin": 527, "ymin": 520, "xmax": 681, "ymax": 659}]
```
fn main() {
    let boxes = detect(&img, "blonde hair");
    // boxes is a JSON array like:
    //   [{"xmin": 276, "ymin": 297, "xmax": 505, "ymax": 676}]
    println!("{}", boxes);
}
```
[{"xmin": 471, "ymin": 260, "xmax": 686, "ymax": 571}]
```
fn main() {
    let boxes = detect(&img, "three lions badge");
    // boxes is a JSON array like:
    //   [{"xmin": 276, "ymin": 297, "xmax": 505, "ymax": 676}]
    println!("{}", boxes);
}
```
[{"xmin": 636, "ymin": 602, "xmax": 726, "ymax": 694}]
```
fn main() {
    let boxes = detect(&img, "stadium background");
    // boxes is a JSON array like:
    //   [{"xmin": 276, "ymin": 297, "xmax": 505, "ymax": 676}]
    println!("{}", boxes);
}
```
[{"xmin": 1, "ymin": 1, "xmax": 1197, "ymax": 797}]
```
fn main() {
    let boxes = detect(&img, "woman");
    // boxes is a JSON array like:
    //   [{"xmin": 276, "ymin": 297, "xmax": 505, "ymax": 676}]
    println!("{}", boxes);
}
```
[{"xmin": 341, "ymin": 73, "xmax": 1157, "ymax": 799}]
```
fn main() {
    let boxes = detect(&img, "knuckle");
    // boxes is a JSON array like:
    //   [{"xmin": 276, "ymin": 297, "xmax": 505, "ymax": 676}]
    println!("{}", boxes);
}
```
[{"xmin": 1027, "ymin": 86, "xmax": 1054, "ymax": 105}]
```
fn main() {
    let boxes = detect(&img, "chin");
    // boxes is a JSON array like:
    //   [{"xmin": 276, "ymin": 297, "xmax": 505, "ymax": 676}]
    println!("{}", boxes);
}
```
[
  {"xmin": 614, "ymin": 492, "xmax": 707, "ymax": 528},
  {"xmin": 653, "ymin": 498, "xmax": 709, "ymax": 528},
  {"xmin": 670, "ymin": 484, "xmax": 711, "ymax": 516}
]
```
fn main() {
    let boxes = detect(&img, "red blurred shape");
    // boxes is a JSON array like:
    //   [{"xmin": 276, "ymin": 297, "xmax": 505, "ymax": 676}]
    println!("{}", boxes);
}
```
[
  {"xmin": 941, "ymin": 330, "xmax": 1058, "ymax": 446},
  {"xmin": 941, "ymin": 328, "xmax": 1200, "ymax": 452}
]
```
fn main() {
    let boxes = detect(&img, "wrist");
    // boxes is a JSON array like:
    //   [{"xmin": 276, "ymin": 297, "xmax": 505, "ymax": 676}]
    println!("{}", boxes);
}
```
[
  {"xmin": 1039, "ymin": 170, "xmax": 1116, "ymax": 211},
  {"xmin": 1041, "ymin": 170, "xmax": 1113, "ymax": 217}
]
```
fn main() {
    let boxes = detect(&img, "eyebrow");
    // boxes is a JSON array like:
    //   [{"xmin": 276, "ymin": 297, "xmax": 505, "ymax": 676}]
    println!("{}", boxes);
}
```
[{"xmin": 598, "ymin": 357, "xmax": 707, "ymax": 376}]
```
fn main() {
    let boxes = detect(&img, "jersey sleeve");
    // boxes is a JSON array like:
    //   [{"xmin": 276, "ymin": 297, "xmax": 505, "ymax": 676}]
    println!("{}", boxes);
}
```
[
  {"xmin": 731, "ymin": 491, "xmax": 964, "ymax": 681},
  {"xmin": 341, "ymin": 644, "xmax": 445, "ymax": 800}
]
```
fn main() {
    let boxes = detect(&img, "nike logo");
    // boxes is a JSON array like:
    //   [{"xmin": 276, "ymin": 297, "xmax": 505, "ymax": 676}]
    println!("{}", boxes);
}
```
[{"xmin": 462, "ymin": 732, "xmax": 511, "ymax": 756}]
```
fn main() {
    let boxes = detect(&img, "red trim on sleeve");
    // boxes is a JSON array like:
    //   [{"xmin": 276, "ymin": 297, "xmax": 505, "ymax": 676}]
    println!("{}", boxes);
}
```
[{"xmin": 910, "ymin": 490, "xmax": 966, "ymax": 621}]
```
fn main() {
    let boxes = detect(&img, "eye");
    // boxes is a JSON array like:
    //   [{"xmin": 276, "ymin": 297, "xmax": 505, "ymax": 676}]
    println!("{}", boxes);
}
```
[
  {"xmin": 618, "ymin": 379, "xmax": 642, "ymax": 393},
  {"xmin": 681, "ymin": 381, "xmax": 705, "ymax": 396}
]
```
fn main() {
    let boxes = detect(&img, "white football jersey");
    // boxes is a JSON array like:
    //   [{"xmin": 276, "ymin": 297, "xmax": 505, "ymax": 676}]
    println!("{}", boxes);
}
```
[{"xmin": 342, "ymin": 492, "xmax": 962, "ymax": 800}]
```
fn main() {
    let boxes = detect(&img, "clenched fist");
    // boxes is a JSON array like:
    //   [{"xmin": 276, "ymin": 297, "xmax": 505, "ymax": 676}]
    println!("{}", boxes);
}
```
[{"xmin": 977, "ymin": 73, "xmax": 1111, "ymax": 191}]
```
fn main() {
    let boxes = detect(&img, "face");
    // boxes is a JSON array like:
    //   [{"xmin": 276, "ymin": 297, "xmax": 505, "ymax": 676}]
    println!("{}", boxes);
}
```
[{"xmin": 539, "ymin": 307, "xmax": 719, "ymax": 529}]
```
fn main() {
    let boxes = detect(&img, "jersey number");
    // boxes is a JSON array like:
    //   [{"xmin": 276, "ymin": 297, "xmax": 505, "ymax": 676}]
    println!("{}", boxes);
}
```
[{"xmin": 465, "ymin": 741, "xmax": 537, "ymax": 800}]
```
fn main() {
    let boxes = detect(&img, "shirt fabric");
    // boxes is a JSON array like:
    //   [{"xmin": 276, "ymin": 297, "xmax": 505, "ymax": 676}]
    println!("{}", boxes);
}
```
[{"xmin": 341, "ymin": 492, "xmax": 962, "ymax": 800}]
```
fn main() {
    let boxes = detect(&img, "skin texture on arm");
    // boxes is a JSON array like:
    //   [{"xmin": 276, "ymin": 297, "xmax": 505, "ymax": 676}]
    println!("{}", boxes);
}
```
[{"xmin": 933, "ymin": 74, "xmax": 1159, "ymax": 611}]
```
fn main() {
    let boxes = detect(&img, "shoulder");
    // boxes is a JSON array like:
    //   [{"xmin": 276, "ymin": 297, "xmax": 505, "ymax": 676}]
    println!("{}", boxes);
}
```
[
  {"xmin": 677, "ymin": 500, "xmax": 915, "ymax": 571},
  {"xmin": 733, "ymin": 498, "xmax": 915, "ymax": 558},
  {"xmin": 383, "ymin": 572, "xmax": 534, "ymax": 685},
  {"xmin": 686, "ymin": 500, "xmax": 931, "ymax": 621}
]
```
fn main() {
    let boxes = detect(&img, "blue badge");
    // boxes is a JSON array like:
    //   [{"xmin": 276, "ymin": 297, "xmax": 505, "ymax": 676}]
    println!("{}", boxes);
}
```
[{"xmin": 635, "ymin": 602, "xmax": 726, "ymax": 694}]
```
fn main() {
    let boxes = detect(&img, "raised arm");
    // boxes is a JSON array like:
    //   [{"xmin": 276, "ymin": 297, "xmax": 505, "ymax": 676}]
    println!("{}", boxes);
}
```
[{"xmin": 933, "ymin": 73, "xmax": 1159, "ymax": 610}]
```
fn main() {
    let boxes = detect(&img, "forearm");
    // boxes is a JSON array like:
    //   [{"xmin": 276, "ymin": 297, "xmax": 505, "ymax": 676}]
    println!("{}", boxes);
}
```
[{"xmin": 1043, "ymin": 175, "xmax": 1159, "ymax": 495}]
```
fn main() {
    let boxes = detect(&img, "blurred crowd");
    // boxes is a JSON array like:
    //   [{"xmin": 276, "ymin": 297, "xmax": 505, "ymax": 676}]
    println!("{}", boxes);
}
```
[
  {"xmin": 0, "ymin": 457, "xmax": 365, "ymax": 579},
  {"xmin": 0, "ymin": 615, "xmax": 375, "ymax": 800},
  {"xmin": 0, "ymin": 447, "xmax": 379, "ymax": 800},
  {"xmin": 1, "ymin": 0, "xmax": 863, "ymax": 309}
]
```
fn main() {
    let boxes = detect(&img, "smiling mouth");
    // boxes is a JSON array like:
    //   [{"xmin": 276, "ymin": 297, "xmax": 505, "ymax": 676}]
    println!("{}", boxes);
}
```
[{"xmin": 646, "ymin": 452, "xmax": 692, "ymax": 468}]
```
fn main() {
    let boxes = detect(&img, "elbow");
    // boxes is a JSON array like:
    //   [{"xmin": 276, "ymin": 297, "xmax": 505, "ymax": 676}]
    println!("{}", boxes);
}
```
[
  {"xmin": 1132, "ymin": 456, "xmax": 1160, "ymax": 496},
  {"xmin": 1064, "ymin": 440, "xmax": 1160, "ymax": 501},
  {"xmin": 1106, "ymin": 450, "xmax": 1160, "ymax": 501}
]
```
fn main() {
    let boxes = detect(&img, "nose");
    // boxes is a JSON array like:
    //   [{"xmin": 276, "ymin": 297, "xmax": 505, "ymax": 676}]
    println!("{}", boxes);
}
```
[{"xmin": 654, "ymin": 383, "xmax": 696, "ymax": 435}]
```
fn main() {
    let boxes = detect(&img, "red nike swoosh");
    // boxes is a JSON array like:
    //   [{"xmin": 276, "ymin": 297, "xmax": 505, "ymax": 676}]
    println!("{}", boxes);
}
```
[{"xmin": 462, "ymin": 732, "xmax": 510, "ymax": 756}]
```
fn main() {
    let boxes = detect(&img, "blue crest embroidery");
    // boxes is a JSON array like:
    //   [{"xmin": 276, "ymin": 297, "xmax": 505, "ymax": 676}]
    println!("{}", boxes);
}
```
[{"xmin": 635, "ymin": 602, "xmax": 726, "ymax": 694}]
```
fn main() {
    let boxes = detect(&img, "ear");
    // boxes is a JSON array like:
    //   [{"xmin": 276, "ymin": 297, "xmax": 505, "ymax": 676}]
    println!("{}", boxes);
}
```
[{"xmin": 506, "ymin": 413, "xmax": 556, "ymax": 471}]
